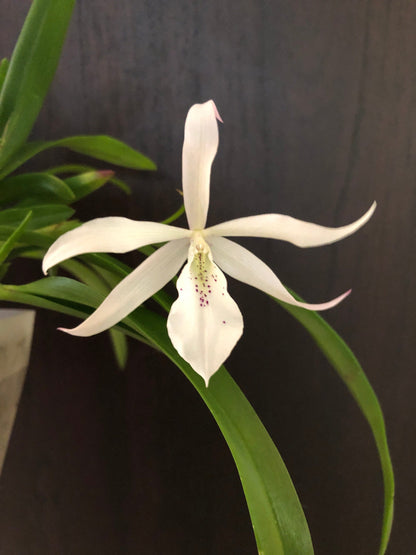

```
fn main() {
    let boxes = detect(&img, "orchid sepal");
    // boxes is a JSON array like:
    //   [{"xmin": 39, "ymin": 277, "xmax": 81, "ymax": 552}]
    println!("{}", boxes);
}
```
[{"xmin": 204, "ymin": 201, "xmax": 376, "ymax": 247}]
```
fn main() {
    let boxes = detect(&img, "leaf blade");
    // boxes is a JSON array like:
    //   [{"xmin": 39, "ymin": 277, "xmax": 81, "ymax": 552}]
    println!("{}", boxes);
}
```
[
  {"xmin": 109, "ymin": 329, "xmax": 128, "ymax": 370},
  {"xmin": 0, "ymin": 0, "xmax": 75, "ymax": 164},
  {"xmin": 0, "ymin": 210, "xmax": 32, "ymax": 266},
  {"xmin": 0, "ymin": 172, "xmax": 75, "ymax": 203},
  {"xmin": 276, "ymin": 291, "xmax": 394, "ymax": 555},
  {"xmin": 55, "ymin": 135, "xmax": 156, "ymax": 170},
  {"xmin": 64, "ymin": 170, "xmax": 116, "ymax": 201},
  {"xmin": 0, "ymin": 204, "xmax": 74, "ymax": 229},
  {"xmin": 0, "ymin": 58, "xmax": 9, "ymax": 94},
  {"xmin": 3, "ymin": 275, "xmax": 314, "ymax": 554},
  {"xmin": 0, "ymin": 136, "xmax": 156, "ymax": 178}
]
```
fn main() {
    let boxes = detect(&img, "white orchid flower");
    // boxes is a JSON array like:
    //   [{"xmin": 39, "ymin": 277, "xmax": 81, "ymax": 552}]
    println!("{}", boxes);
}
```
[{"xmin": 43, "ymin": 100, "xmax": 375, "ymax": 386}]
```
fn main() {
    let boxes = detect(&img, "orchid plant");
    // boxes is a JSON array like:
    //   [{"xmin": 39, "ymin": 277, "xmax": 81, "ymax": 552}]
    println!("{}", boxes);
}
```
[
  {"xmin": 43, "ymin": 100, "xmax": 375, "ymax": 386},
  {"xmin": 0, "ymin": 1, "xmax": 394, "ymax": 554}
]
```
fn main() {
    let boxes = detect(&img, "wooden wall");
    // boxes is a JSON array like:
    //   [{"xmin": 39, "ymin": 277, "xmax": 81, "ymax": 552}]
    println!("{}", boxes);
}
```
[{"xmin": 0, "ymin": 1, "xmax": 414, "ymax": 553}]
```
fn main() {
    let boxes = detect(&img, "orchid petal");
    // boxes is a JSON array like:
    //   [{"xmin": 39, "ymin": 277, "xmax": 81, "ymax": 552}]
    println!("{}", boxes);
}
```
[
  {"xmin": 60, "ymin": 239, "xmax": 189, "ymax": 337},
  {"xmin": 182, "ymin": 100, "xmax": 220, "ymax": 230},
  {"xmin": 167, "ymin": 244, "xmax": 243, "ymax": 386},
  {"xmin": 42, "ymin": 218, "xmax": 190, "ymax": 273},
  {"xmin": 209, "ymin": 236, "xmax": 350, "ymax": 310},
  {"xmin": 205, "ymin": 202, "xmax": 376, "ymax": 247}
]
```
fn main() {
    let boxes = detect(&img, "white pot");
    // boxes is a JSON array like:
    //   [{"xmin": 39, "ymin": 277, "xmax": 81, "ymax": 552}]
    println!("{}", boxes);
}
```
[{"xmin": 0, "ymin": 309, "xmax": 35, "ymax": 475}]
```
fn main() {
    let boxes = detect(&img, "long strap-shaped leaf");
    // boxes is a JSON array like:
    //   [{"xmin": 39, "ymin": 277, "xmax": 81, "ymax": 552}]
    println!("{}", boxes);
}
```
[
  {"xmin": 276, "ymin": 292, "xmax": 394, "ymax": 555},
  {"xmin": 0, "ymin": 136, "xmax": 156, "ymax": 180},
  {"xmin": 87, "ymin": 249, "xmax": 393, "ymax": 553},
  {"xmin": 0, "ymin": 0, "xmax": 75, "ymax": 165},
  {"xmin": 1, "ymin": 226, "xmax": 393, "ymax": 552},
  {"xmin": 132, "ymin": 310, "xmax": 314, "ymax": 555},
  {"xmin": 0, "ymin": 276, "xmax": 314, "ymax": 554},
  {"xmin": 0, "ymin": 211, "xmax": 32, "ymax": 266}
]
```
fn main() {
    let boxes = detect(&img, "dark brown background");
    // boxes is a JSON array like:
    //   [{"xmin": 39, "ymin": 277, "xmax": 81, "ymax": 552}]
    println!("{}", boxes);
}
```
[{"xmin": 0, "ymin": 1, "xmax": 415, "ymax": 553}]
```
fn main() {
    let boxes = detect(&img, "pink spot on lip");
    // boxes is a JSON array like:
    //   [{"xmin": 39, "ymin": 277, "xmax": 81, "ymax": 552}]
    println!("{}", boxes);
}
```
[{"xmin": 222, "ymin": 320, "xmax": 226, "ymax": 324}]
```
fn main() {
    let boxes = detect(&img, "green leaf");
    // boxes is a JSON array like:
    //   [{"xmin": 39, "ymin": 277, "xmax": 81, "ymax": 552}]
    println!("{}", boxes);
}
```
[
  {"xmin": 48, "ymin": 164, "xmax": 131, "ymax": 194},
  {"xmin": 0, "ymin": 277, "xmax": 154, "ymax": 349},
  {"xmin": 61, "ymin": 258, "xmax": 128, "ymax": 369},
  {"xmin": 67, "ymin": 252, "xmax": 131, "ymax": 292},
  {"xmin": 54, "ymin": 136, "xmax": 156, "ymax": 170},
  {"xmin": 0, "ymin": 225, "xmax": 51, "ymax": 248},
  {"xmin": 105, "ymin": 175, "xmax": 131, "ymax": 194},
  {"xmin": 136, "ymin": 309, "xmax": 314, "ymax": 554},
  {"xmin": 43, "ymin": 219, "xmax": 80, "ymax": 239},
  {"xmin": 0, "ymin": 0, "xmax": 75, "ymax": 165},
  {"xmin": 9, "ymin": 276, "xmax": 103, "ymax": 307},
  {"xmin": 0, "ymin": 204, "xmax": 74, "ymax": 229},
  {"xmin": 0, "ymin": 172, "xmax": 75, "ymax": 204},
  {"xmin": 65, "ymin": 171, "xmax": 117, "ymax": 201},
  {"xmin": 0, "ymin": 136, "xmax": 156, "ymax": 178},
  {"xmin": 0, "ymin": 222, "xmax": 81, "ymax": 257},
  {"xmin": 0, "ymin": 281, "xmax": 93, "ymax": 320},
  {"xmin": 3, "ymin": 275, "xmax": 314, "ymax": 554},
  {"xmin": 109, "ymin": 329, "xmax": 128, "ymax": 370},
  {"xmin": 0, "ymin": 142, "xmax": 57, "ymax": 179},
  {"xmin": 0, "ymin": 262, "xmax": 10, "ymax": 281},
  {"xmin": 0, "ymin": 210, "xmax": 32, "ymax": 266},
  {"xmin": 0, "ymin": 59, "xmax": 9, "ymax": 94},
  {"xmin": 160, "ymin": 204, "xmax": 185, "ymax": 225},
  {"xmin": 48, "ymin": 163, "xmax": 97, "ymax": 175},
  {"xmin": 276, "ymin": 291, "xmax": 394, "ymax": 555}
]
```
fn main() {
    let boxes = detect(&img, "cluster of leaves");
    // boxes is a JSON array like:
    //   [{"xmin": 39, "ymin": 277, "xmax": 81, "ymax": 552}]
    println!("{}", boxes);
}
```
[
  {"xmin": 0, "ymin": 1, "xmax": 393, "ymax": 553},
  {"xmin": 0, "ymin": 0, "xmax": 156, "ymax": 366}
]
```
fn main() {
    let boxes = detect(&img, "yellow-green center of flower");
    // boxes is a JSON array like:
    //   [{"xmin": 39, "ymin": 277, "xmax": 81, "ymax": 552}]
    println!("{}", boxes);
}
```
[
  {"xmin": 191, "ymin": 231, "xmax": 210, "ymax": 254},
  {"xmin": 188, "ymin": 231, "xmax": 217, "ymax": 308}
]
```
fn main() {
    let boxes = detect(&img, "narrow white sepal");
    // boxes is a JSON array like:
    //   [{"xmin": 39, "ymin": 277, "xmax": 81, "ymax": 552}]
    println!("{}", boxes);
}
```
[
  {"xmin": 182, "ymin": 100, "xmax": 220, "ymax": 230},
  {"xmin": 167, "ymin": 244, "xmax": 243, "ymax": 386},
  {"xmin": 59, "ymin": 239, "xmax": 189, "ymax": 337},
  {"xmin": 205, "ymin": 202, "xmax": 376, "ymax": 248},
  {"xmin": 42, "ymin": 218, "xmax": 190, "ymax": 274},
  {"xmin": 209, "ymin": 236, "xmax": 351, "ymax": 311}
]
